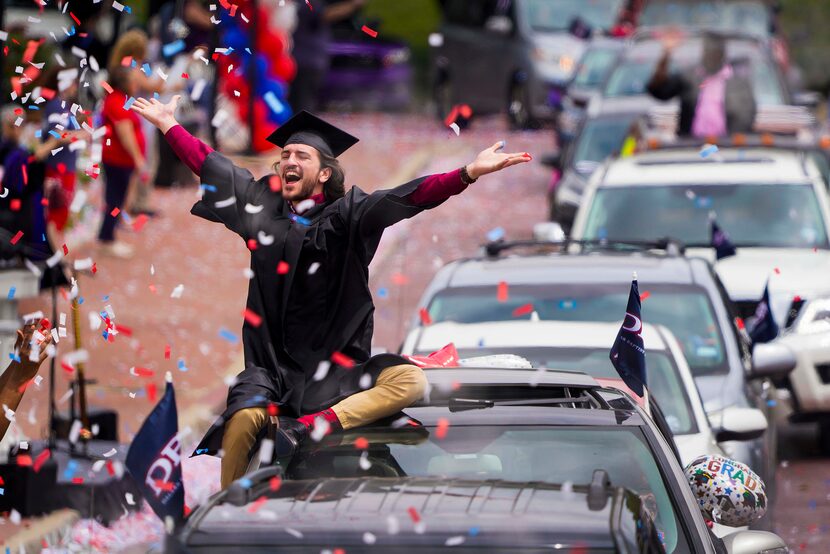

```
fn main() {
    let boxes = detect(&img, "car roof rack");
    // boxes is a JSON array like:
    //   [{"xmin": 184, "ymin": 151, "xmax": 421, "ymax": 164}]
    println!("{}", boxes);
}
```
[{"xmin": 481, "ymin": 237, "xmax": 686, "ymax": 259}]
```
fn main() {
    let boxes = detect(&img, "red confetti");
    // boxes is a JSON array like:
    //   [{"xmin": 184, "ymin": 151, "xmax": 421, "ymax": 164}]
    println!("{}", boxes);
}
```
[
  {"xmin": 101, "ymin": 81, "xmax": 113, "ymax": 94},
  {"xmin": 154, "ymin": 479, "xmax": 174, "ymax": 491},
  {"xmin": 247, "ymin": 238, "xmax": 258, "ymax": 251},
  {"xmin": 243, "ymin": 308, "xmax": 263, "ymax": 327},
  {"xmin": 361, "ymin": 25, "xmax": 378, "ymax": 38},
  {"xmin": 133, "ymin": 367, "xmax": 154, "ymax": 378},
  {"xmin": 793, "ymin": 295, "xmax": 802, "ymax": 303},
  {"xmin": 33, "ymin": 449, "xmax": 51, "ymax": 472},
  {"xmin": 71, "ymin": 477, "xmax": 84, "ymax": 484},
  {"xmin": 149, "ymin": 284, "xmax": 157, "ymax": 294},
  {"xmin": 269, "ymin": 174, "xmax": 282, "ymax": 192},
  {"xmin": 305, "ymin": 0, "xmax": 313, "ymax": 10},
  {"xmin": 115, "ymin": 324, "xmax": 133, "ymax": 336},
  {"xmin": 512, "ymin": 303, "xmax": 534, "ymax": 317},
  {"xmin": 639, "ymin": 290, "xmax": 651, "ymax": 301},
  {"xmin": 17, "ymin": 378, "xmax": 34, "ymax": 394},
  {"xmin": 10, "ymin": 231, "xmax": 23, "ymax": 245},
  {"xmin": 62, "ymin": 243, "xmax": 69, "ymax": 255},
  {"xmin": 147, "ymin": 382, "xmax": 157, "ymax": 403},
  {"xmin": 276, "ymin": 261, "xmax": 290, "ymax": 274},
  {"xmin": 419, "ymin": 307, "xmax": 432, "ymax": 326},
  {"xmin": 247, "ymin": 495, "xmax": 267, "ymax": 513},
  {"xmin": 69, "ymin": 11, "xmax": 81, "ymax": 25},
  {"xmin": 91, "ymin": 263, "xmax": 97, "ymax": 274},
  {"xmin": 774, "ymin": 267, "xmax": 780, "ymax": 274},
  {"xmin": 407, "ymin": 506, "xmax": 421, "ymax": 523},
  {"xmin": 354, "ymin": 437, "xmax": 369, "ymax": 450},
  {"xmin": 133, "ymin": 214, "xmax": 149, "ymax": 232},
  {"xmin": 331, "ymin": 351, "xmax": 355, "ymax": 368},
  {"xmin": 267, "ymin": 403, "xmax": 279, "ymax": 417},
  {"xmin": 497, "ymin": 281, "xmax": 508, "ymax": 303},
  {"xmin": 435, "ymin": 418, "xmax": 449, "ymax": 439},
  {"xmin": 121, "ymin": 56, "xmax": 133, "ymax": 67},
  {"xmin": 164, "ymin": 345, "xmax": 171, "ymax": 359},
  {"xmin": 110, "ymin": 207, "xmax": 121, "ymax": 217},
  {"xmin": 391, "ymin": 273, "xmax": 409, "ymax": 285},
  {"xmin": 17, "ymin": 455, "xmax": 33, "ymax": 467},
  {"xmin": 735, "ymin": 317, "xmax": 745, "ymax": 330},
  {"xmin": 269, "ymin": 476, "xmax": 282, "ymax": 491},
  {"xmin": 181, "ymin": 72, "xmax": 189, "ymax": 79},
  {"xmin": 21, "ymin": 164, "xmax": 27, "ymax": 185},
  {"xmin": 229, "ymin": 4, "xmax": 238, "ymax": 16},
  {"xmin": 9, "ymin": 199, "xmax": 20, "ymax": 211},
  {"xmin": 106, "ymin": 460, "xmax": 115, "ymax": 476},
  {"xmin": 184, "ymin": 504, "xmax": 192, "ymax": 517}
]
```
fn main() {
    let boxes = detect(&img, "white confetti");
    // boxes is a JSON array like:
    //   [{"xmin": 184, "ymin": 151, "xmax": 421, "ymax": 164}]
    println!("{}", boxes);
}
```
[
  {"xmin": 126, "ymin": 493, "xmax": 136, "ymax": 505},
  {"xmin": 22, "ymin": 310, "xmax": 45, "ymax": 322},
  {"xmin": 294, "ymin": 199, "xmax": 316, "ymax": 214},
  {"xmin": 449, "ymin": 122, "xmax": 460, "ymax": 136},
  {"xmin": 103, "ymin": 448, "xmax": 117, "ymax": 458},
  {"xmin": 191, "ymin": 79, "xmax": 207, "ymax": 101},
  {"xmin": 259, "ymin": 438, "xmax": 274, "ymax": 465},
  {"xmin": 92, "ymin": 460, "xmax": 106, "ymax": 472},
  {"xmin": 243, "ymin": 268, "xmax": 255, "ymax": 279},
  {"xmin": 46, "ymin": 249, "xmax": 64, "ymax": 268},
  {"xmin": 445, "ymin": 535, "xmax": 465, "ymax": 546},
  {"xmin": 257, "ymin": 231, "xmax": 275, "ymax": 245},
  {"xmin": 285, "ymin": 528, "xmax": 303, "ymax": 539},
  {"xmin": 69, "ymin": 419, "xmax": 82, "ymax": 444},
  {"xmin": 4, "ymin": 405, "xmax": 15, "ymax": 422},
  {"xmin": 310, "ymin": 417, "xmax": 330, "ymax": 442},
  {"xmin": 9, "ymin": 509, "xmax": 21, "ymax": 525},
  {"xmin": 386, "ymin": 515, "xmax": 400, "ymax": 535},
  {"xmin": 89, "ymin": 312, "xmax": 102, "ymax": 331},
  {"xmin": 214, "ymin": 196, "xmax": 236, "ymax": 208},
  {"xmin": 313, "ymin": 361, "xmax": 330, "ymax": 381},
  {"xmin": 244, "ymin": 203, "xmax": 264, "ymax": 214},
  {"xmin": 308, "ymin": 262, "xmax": 320, "ymax": 275},
  {"xmin": 359, "ymin": 373, "xmax": 372, "ymax": 389},
  {"xmin": 73, "ymin": 257, "xmax": 93, "ymax": 271},
  {"xmin": 561, "ymin": 480, "xmax": 575, "ymax": 500},
  {"xmin": 92, "ymin": 423, "xmax": 100, "ymax": 436},
  {"xmin": 363, "ymin": 532, "xmax": 376, "ymax": 544},
  {"xmin": 415, "ymin": 521, "xmax": 426, "ymax": 534},
  {"xmin": 150, "ymin": 264, "xmax": 155, "ymax": 276},
  {"xmin": 170, "ymin": 284, "xmax": 185, "ymax": 298},
  {"xmin": 50, "ymin": 328, "xmax": 59, "ymax": 344},
  {"xmin": 359, "ymin": 451, "xmax": 372, "ymax": 470}
]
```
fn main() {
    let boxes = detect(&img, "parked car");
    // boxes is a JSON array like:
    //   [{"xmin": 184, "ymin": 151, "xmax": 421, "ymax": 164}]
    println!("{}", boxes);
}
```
[
  {"xmin": 171, "ymin": 367, "xmax": 787, "ymax": 552},
  {"xmin": 570, "ymin": 145, "xmax": 830, "ymax": 451},
  {"xmin": 405, "ymin": 241, "xmax": 796, "ymax": 488},
  {"xmin": 320, "ymin": 18, "xmax": 413, "ymax": 112},
  {"xmin": 429, "ymin": 0, "xmax": 639, "ymax": 129}
]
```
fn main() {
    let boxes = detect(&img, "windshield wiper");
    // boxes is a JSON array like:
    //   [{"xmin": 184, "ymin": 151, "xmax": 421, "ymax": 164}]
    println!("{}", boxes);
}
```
[{"xmin": 448, "ymin": 396, "xmax": 594, "ymax": 412}]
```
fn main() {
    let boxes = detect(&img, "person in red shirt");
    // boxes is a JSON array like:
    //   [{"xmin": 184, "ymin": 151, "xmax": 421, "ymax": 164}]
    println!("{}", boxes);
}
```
[{"xmin": 99, "ymin": 66, "xmax": 147, "ymax": 258}]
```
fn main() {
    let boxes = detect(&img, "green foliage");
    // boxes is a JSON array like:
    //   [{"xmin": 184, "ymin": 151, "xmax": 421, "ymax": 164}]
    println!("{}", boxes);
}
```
[{"xmin": 779, "ymin": 0, "xmax": 830, "ymax": 90}]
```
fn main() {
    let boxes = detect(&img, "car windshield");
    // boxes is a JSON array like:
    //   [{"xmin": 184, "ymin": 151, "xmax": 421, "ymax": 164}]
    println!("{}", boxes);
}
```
[
  {"xmin": 572, "ymin": 117, "xmax": 635, "ymax": 168},
  {"xmin": 583, "ymin": 183, "xmax": 830, "ymax": 249},
  {"xmin": 416, "ymin": 347, "xmax": 698, "ymax": 435},
  {"xmin": 427, "ymin": 284, "xmax": 728, "ymax": 375},
  {"xmin": 573, "ymin": 47, "xmax": 620, "ymax": 88},
  {"xmin": 604, "ymin": 44, "xmax": 785, "ymax": 105},
  {"xmin": 285, "ymin": 423, "xmax": 689, "ymax": 553},
  {"xmin": 640, "ymin": 1, "xmax": 770, "ymax": 37},
  {"xmin": 520, "ymin": 0, "xmax": 625, "ymax": 33}
]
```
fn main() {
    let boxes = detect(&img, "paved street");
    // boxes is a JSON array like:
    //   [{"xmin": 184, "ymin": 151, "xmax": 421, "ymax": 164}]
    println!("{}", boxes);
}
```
[{"xmin": 10, "ymin": 112, "xmax": 829, "ymax": 551}]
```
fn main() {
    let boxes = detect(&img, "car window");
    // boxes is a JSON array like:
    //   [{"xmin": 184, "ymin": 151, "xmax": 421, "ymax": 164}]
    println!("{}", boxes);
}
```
[
  {"xmin": 420, "ymin": 346, "xmax": 699, "ymax": 435},
  {"xmin": 518, "ymin": 0, "xmax": 625, "ymax": 33},
  {"xmin": 640, "ymin": 1, "xmax": 771, "ymax": 38},
  {"xmin": 573, "ymin": 47, "xmax": 620, "ymax": 88},
  {"xmin": 808, "ymin": 151, "xmax": 830, "ymax": 189},
  {"xmin": 573, "ymin": 117, "xmax": 635, "ymax": 167},
  {"xmin": 427, "ymin": 284, "xmax": 729, "ymax": 375},
  {"xmin": 583, "ymin": 183, "xmax": 830, "ymax": 248}
]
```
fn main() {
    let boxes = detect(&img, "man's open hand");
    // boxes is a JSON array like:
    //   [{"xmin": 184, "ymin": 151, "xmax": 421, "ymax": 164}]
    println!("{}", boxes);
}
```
[
  {"xmin": 11, "ymin": 320, "xmax": 53, "ymax": 384},
  {"xmin": 466, "ymin": 141, "xmax": 532, "ymax": 180},
  {"xmin": 131, "ymin": 95, "xmax": 181, "ymax": 134}
]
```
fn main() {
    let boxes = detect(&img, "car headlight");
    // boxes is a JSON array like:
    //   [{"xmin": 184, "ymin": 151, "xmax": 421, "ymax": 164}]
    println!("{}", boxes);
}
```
[
  {"xmin": 794, "ymin": 297, "xmax": 830, "ymax": 335},
  {"xmin": 532, "ymin": 48, "xmax": 576, "ymax": 77}
]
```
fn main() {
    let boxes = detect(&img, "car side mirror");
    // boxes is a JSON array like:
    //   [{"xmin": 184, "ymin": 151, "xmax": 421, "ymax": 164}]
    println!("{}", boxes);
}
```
[
  {"xmin": 484, "ymin": 15, "xmax": 513, "ymax": 35},
  {"xmin": 533, "ymin": 221, "xmax": 566, "ymax": 242},
  {"xmin": 540, "ymin": 152, "xmax": 563, "ymax": 170},
  {"xmin": 722, "ymin": 530, "xmax": 788, "ymax": 554},
  {"xmin": 710, "ymin": 407, "xmax": 768, "ymax": 442},
  {"xmin": 750, "ymin": 342, "xmax": 796, "ymax": 380}
]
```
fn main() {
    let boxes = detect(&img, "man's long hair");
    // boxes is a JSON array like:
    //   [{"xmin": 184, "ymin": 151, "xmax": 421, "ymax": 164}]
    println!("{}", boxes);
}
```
[{"xmin": 272, "ymin": 150, "xmax": 346, "ymax": 203}]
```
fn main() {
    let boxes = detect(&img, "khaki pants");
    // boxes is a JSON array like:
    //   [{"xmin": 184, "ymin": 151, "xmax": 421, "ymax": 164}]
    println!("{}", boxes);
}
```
[{"xmin": 219, "ymin": 363, "xmax": 427, "ymax": 488}]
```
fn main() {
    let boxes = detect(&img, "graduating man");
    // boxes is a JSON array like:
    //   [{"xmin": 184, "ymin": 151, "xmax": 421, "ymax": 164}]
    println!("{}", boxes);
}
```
[{"xmin": 132, "ymin": 96, "xmax": 531, "ymax": 487}]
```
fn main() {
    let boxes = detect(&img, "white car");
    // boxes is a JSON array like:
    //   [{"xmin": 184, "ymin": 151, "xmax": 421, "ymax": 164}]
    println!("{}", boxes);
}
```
[
  {"xmin": 401, "ymin": 319, "xmax": 769, "ymax": 470},
  {"xmin": 570, "ymin": 145, "xmax": 830, "ymax": 448}
]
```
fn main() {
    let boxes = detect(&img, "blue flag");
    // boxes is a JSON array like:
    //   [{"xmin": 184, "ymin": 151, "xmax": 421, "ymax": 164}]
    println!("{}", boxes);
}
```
[
  {"xmin": 125, "ymin": 380, "xmax": 185, "ymax": 522},
  {"xmin": 710, "ymin": 220, "xmax": 737, "ymax": 260},
  {"xmin": 749, "ymin": 282, "xmax": 779, "ymax": 344},
  {"xmin": 610, "ymin": 279, "xmax": 647, "ymax": 397}
]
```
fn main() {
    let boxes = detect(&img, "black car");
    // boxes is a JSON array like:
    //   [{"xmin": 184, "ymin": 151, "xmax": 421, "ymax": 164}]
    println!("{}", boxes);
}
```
[{"xmin": 170, "ymin": 368, "xmax": 787, "ymax": 553}]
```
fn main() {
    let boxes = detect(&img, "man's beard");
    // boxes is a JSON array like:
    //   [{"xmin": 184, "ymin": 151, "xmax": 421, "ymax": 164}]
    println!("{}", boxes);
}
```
[{"xmin": 282, "ymin": 174, "xmax": 319, "ymax": 201}]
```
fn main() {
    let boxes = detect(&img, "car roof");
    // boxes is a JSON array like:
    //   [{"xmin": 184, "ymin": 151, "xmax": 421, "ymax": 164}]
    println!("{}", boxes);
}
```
[
  {"xmin": 414, "ymin": 320, "xmax": 669, "ymax": 352},
  {"xmin": 600, "ymin": 147, "xmax": 813, "ymax": 187},
  {"xmin": 440, "ymin": 249, "xmax": 702, "ymax": 288},
  {"xmin": 424, "ymin": 366, "xmax": 602, "ymax": 388}
]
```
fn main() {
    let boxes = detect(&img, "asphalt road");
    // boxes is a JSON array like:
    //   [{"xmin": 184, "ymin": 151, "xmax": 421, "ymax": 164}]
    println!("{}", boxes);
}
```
[{"xmin": 10, "ymin": 112, "xmax": 828, "ymax": 551}]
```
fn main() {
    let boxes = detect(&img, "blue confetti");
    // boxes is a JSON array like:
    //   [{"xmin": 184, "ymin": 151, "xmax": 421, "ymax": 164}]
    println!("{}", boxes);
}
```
[
  {"xmin": 67, "ymin": 26, "xmax": 75, "ymax": 36},
  {"xmin": 141, "ymin": 63, "xmax": 152, "ymax": 77},
  {"xmin": 0, "ymin": 488, "xmax": 4, "ymax": 495},
  {"xmin": 130, "ymin": 59, "xmax": 137, "ymax": 68},
  {"xmin": 154, "ymin": 92, "xmax": 160, "ymax": 100},
  {"xmin": 766, "ymin": 399, "xmax": 777, "ymax": 407},
  {"xmin": 468, "ymin": 526, "xmax": 480, "ymax": 536},
  {"xmin": 238, "ymin": 477, "xmax": 253, "ymax": 489},
  {"xmin": 78, "ymin": 297, "xmax": 84, "ymax": 305},
  {"xmin": 200, "ymin": 184, "xmax": 217, "ymax": 192},
  {"xmin": 377, "ymin": 287, "xmax": 389, "ymax": 299},
  {"xmin": 486, "ymin": 227, "xmax": 505, "ymax": 242},
  {"xmin": 695, "ymin": 196, "xmax": 713, "ymax": 209},
  {"xmin": 64, "ymin": 459, "xmax": 79, "ymax": 480},
  {"xmin": 477, "ymin": 338, "xmax": 485, "ymax": 347},
  {"xmin": 291, "ymin": 214, "xmax": 311, "ymax": 226},
  {"xmin": 263, "ymin": 91, "xmax": 286, "ymax": 115},
  {"xmin": 7, "ymin": 287, "xmax": 15, "ymax": 300},
  {"xmin": 558, "ymin": 299, "xmax": 577, "ymax": 310},
  {"xmin": 162, "ymin": 39, "xmax": 186, "ymax": 58},
  {"xmin": 121, "ymin": 211, "xmax": 132, "ymax": 224},
  {"xmin": 245, "ymin": 48, "xmax": 252, "ymax": 55},
  {"xmin": 8, "ymin": 353, "xmax": 20, "ymax": 363},
  {"xmin": 102, "ymin": 295, "xmax": 110, "ymax": 302},
  {"xmin": 177, "ymin": 358, "xmax": 188, "ymax": 372},
  {"xmin": 70, "ymin": 116, "xmax": 80, "ymax": 130},
  {"xmin": 219, "ymin": 328, "xmax": 239, "ymax": 344},
  {"xmin": 699, "ymin": 144, "xmax": 719, "ymax": 158},
  {"xmin": 34, "ymin": 130, "xmax": 42, "ymax": 138},
  {"xmin": 48, "ymin": 130, "xmax": 61, "ymax": 139},
  {"xmin": 123, "ymin": 96, "xmax": 136, "ymax": 111},
  {"xmin": 27, "ymin": 106, "xmax": 40, "ymax": 110},
  {"xmin": 124, "ymin": 5, "xmax": 132, "ymax": 14},
  {"xmin": 195, "ymin": 448, "xmax": 209, "ymax": 455}
]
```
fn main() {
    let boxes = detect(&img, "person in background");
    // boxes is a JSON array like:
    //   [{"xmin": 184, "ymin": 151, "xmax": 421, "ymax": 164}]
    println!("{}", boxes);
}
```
[
  {"xmin": 98, "ymin": 66, "xmax": 145, "ymax": 258},
  {"xmin": 647, "ymin": 31, "xmax": 756, "ymax": 138},
  {"xmin": 107, "ymin": 29, "xmax": 166, "ymax": 218},
  {"xmin": 289, "ymin": 0, "xmax": 366, "ymax": 112},
  {"xmin": 0, "ymin": 321, "xmax": 53, "ymax": 442}
]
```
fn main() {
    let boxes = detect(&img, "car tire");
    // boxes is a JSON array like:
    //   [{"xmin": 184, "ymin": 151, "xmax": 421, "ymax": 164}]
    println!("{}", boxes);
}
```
[{"xmin": 507, "ymin": 81, "xmax": 535, "ymax": 130}]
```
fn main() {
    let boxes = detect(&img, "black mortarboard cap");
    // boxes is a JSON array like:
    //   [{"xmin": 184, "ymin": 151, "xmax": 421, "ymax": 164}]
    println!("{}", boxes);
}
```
[{"xmin": 266, "ymin": 110, "xmax": 359, "ymax": 158}]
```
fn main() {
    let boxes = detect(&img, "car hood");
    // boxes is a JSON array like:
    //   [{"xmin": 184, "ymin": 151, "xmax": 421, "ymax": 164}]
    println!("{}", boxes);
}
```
[
  {"xmin": 688, "ymin": 247, "xmax": 830, "ymax": 319},
  {"xmin": 184, "ymin": 477, "xmax": 647, "ymax": 550}
]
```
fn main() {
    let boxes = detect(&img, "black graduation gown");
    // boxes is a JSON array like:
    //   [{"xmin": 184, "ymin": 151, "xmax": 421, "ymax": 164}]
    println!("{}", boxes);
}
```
[{"xmin": 192, "ymin": 151, "xmax": 444, "ymax": 456}]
